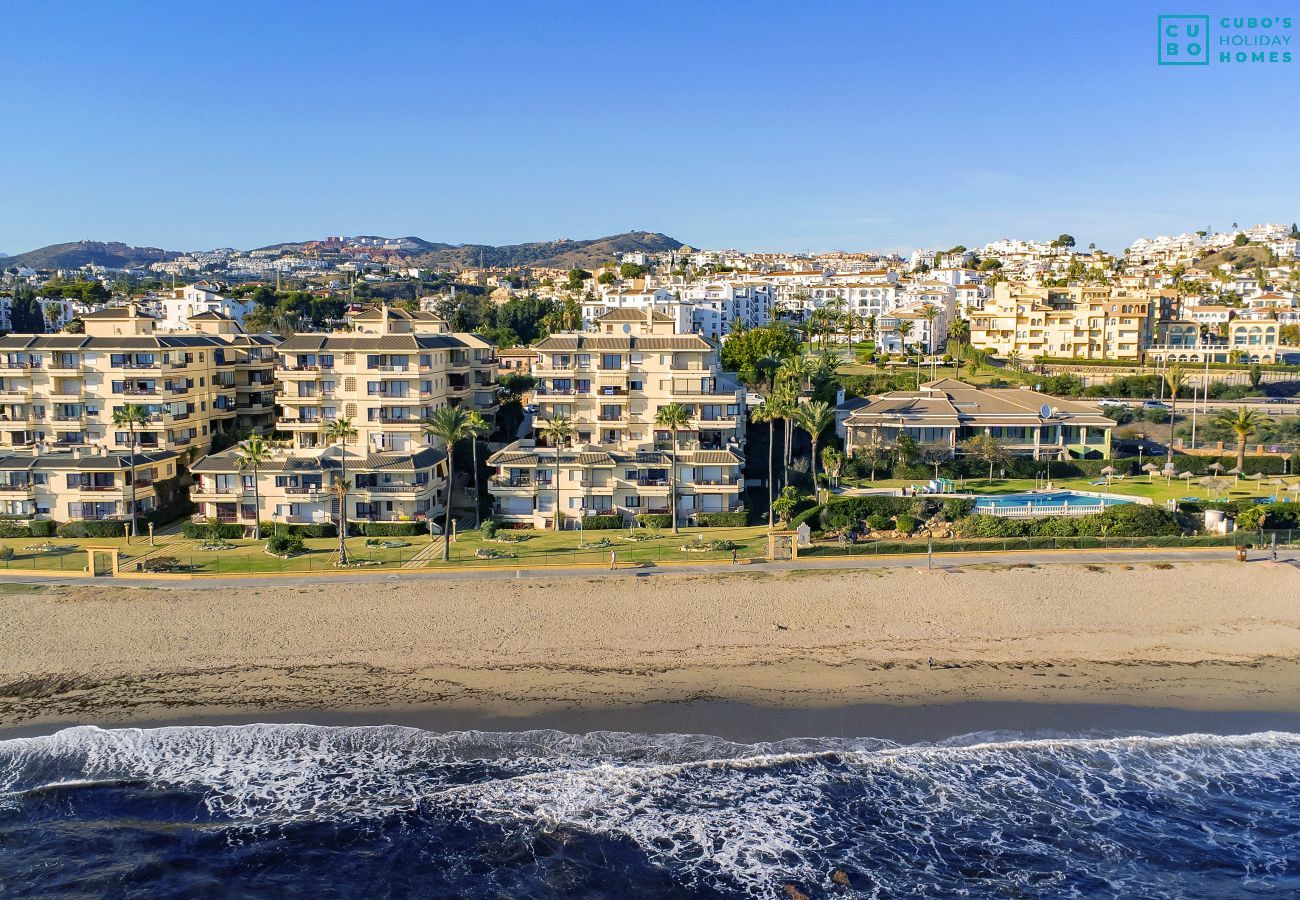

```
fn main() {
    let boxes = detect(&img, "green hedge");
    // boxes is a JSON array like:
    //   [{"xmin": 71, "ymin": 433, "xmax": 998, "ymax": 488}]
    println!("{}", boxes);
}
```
[
  {"xmin": 56, "ymin": 520, "xmax": 128, "ymax": 538},
  {"xmin": 1167, "ymin": 454, "xmax": 1287, "ymax": 475},
  {"xmin": 694, "ymin": 509, "xmax": 749, "ymax": 527},
  {"xmin": 790, "ymin": 504, "xmax": 823, "ymax": 530},
  {"xmin": 28, "ymin": 520, "xmax": 56, "ymax": 537},
  {"xmin": 0, "ymin": 520, "xmax": 33, "ymax": 539},
  {"xmin": 954, "ymin": 504, "xmax": 1182, "ymax": 538},
  {"xmin": 581, "ymin": 514, "xmax": 624, "ymax": 530},
  {"xmin": 636, "ymin": 513, "xmax": 673, "ymax": 529},
  {"xmin": 349, "ymin": 521, "xmax": 426, "ymax": 537},
  {"xmin": 182, "ymin": 520, "xmax": 246, "ymax": 540},
  {"xmin": 277, "ymin": 522, "xmax": 337, "ymax": 538}
]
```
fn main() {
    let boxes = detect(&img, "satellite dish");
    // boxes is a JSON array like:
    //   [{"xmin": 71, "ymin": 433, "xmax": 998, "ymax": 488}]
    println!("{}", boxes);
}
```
[{"xmin": 1040, "ymin": 403, "xmax": 1053, "ymax": 418}]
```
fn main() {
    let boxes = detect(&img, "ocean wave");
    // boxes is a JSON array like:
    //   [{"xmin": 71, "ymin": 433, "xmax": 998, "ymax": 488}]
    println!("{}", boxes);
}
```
[{"xmin": 3, "ymin": 726, "xmax": 1300, "ymax": 897}]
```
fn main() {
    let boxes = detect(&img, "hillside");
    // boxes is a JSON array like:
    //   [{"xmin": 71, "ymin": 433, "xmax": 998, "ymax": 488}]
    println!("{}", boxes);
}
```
[
  {"xmin": 1194, "ymin": 244, "xmax": 1275, "ymax": 272},
  {"xmin": 1, "ymin": 241, "xmax": 180, "ymax": 271},
  {"xmin": 409, "ymin": 231, "xmax": 684, "ymax": 270}
]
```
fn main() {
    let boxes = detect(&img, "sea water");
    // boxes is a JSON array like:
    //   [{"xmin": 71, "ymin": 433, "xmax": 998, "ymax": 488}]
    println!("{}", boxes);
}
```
[{"xmin": 2, "ymin": 725, "xmax": 1299, "ymax": 897}]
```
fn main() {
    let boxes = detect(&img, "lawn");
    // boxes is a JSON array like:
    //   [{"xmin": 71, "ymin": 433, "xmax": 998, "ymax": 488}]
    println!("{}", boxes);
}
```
[{"xmin": 0, "ymin": 525, "xmax": 776, "ymax": 575}]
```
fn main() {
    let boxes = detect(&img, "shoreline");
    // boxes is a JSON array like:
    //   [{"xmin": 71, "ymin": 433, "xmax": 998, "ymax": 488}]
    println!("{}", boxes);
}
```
[
  {"xmin": 4, "ymin": 561, "xmax": 1299, "ymax": 742},
  {"xmin": 8, "ymin": 697, "xmax": 1300, "ymax": 745}
]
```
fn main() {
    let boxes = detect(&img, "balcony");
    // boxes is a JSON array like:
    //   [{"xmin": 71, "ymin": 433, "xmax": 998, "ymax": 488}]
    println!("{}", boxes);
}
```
[
  {"xmin": 0, "ymin": 483, "xmax": 34, "ymax": 494},
  {"xmin": 490, "ymin": 475, "xmax": 532, "ymax": 488},
  {"xmin": 284, "ymin": 485, "xmax": 324, "ymax": 496}
]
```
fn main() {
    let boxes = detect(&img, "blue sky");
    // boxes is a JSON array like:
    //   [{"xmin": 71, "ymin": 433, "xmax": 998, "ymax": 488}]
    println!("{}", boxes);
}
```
[{"xmin": 1, "ymin": 1, "xmax": 1296, "ymax": 256}]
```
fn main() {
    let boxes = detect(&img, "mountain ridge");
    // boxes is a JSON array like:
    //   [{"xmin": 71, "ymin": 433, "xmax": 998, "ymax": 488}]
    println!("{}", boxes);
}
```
[{"xmin": 4, "ymin": 231, "xmax": 685, "ymax": 272}]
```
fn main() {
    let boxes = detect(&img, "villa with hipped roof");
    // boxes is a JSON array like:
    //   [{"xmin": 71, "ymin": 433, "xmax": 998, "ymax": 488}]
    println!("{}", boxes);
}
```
[{"xmin": 837, "ymin": 379, "xmax": 1116, "ymax": 461}]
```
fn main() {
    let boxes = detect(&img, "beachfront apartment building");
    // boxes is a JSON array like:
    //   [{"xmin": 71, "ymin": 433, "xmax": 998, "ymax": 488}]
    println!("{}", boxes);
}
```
[
  {"xmin": 487, "ymin": 307, "xmax": 746, "ymax": 529},
  {"xmin": 189, "ymin": 444, "xmax": 447, "ymax": 530},
  {"xmin": 0, "ymin": 446, "xmax": 183, "ymax": 523},
  {"xmin": 965, "ymin": 283, "xmax": 1160, "ymax": 361},
  {"xmin": 0, "ymin": 303, "xmax": 278, "ymax": 461},
  {"xmin": 837, "ymin": 379, "xmax": 1116, "ymax": 462},
  {"xmin": 274, "ymin": 305, "xmax": 498, "ymax": 454}
]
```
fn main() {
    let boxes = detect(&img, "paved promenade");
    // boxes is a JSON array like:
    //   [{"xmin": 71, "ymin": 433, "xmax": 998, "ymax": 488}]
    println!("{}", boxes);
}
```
[{"xmin": 2, "ymin": 545, "xmax": 1294, "ymax": 590}]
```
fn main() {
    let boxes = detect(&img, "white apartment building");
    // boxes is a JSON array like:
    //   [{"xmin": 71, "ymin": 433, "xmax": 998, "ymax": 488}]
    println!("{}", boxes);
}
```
[{"xmin": 157, "ymin": 282, "xmax": 255, "ymax": 332}]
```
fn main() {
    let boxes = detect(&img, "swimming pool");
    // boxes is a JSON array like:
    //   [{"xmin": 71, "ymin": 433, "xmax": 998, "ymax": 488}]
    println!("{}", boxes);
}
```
[{"xmin": 972, "ymin": 491, "xmax": 1132, "ymax": 518}]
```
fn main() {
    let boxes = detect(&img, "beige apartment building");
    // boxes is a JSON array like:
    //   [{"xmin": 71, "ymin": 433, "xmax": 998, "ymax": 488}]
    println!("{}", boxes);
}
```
[
  {"xmin": 488, "ymin": 308, "xmax": 747, "ymax": 528},
  {"xmin": 0, "ymin": 446, "xmax": 183, "ymax": 523},
  {"xmin": 966, "ymin": 283, "xmax": 1159, "ymax": 361},
  {"xmin": 189, "ymin": 443, "xmax": 446, "ymax": 530},
  {"xmin": 0, "ymin": 303, "xmax": 277, "ymax": 460},
  {"xmin": 274, "ymin": 306, "xmax": 497, "ymax": 453}
]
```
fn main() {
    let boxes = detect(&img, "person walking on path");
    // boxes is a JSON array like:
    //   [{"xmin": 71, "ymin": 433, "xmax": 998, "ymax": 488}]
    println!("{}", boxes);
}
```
[
  {"xmin": 731, "ymin": 548, "xmax": 738, "ymax": 565},
  {"xmin": 609, "ymin": 550, "xmax": 617, "ymax": 570}
]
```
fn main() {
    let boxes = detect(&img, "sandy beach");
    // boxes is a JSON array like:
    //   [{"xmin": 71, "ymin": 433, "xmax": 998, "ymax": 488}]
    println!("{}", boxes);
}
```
[{"xmin": 3, "ymin": 560, "xmax": 1299, "ymax": 738}]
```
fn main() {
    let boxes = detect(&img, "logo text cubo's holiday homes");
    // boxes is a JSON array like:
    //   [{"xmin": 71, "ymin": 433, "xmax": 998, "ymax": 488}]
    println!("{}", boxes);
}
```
[{"xmin": 1158, "ymin": 15, "xmax": 1293, "ymax": 65}]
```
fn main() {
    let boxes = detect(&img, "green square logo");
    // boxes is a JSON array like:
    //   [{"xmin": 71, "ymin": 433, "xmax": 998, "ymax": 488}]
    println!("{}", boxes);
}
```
[{"xmin": 1159, "ymin": 15, "xmax": 1210, "ymax": 65}]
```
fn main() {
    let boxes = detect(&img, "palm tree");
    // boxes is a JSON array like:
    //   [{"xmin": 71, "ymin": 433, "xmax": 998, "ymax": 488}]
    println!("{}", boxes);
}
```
[
  {"xmin": 794, "ymin": 400, "xmax": 834, "ymax": 492},
  {"xmin": 234, "ymin": 434, "xmax": 272, "ymax": 540},
  {"xmin": 537, "ymin": 414, "xmax": 574, "ymax": 532},
  {"xmin": 330, "ymin": 476, "xmax": 351, "ymax": 565},
  {"xmin": 325, "ymin": 416, "xmax": 358, "ymax": 504},
  {"xmin": 421, "ymin": 406, "xmax": 474, "ymax": 561},
  {"xmin": 751, "ymin": 400, "xmax": 778, "ymax": 526},
  {"xmin": 918, "ymin": 303, "xmax": 943, "ymax": 354},
  {"xmin": 654, "ymin": 403, "xmax": 693, "ymax": 534},
  {"xmin": 947, "ymin": 318, "xmax": 970, "ymax": 371},
  {"xmin": 769, "ymin": 381, "xmax": 799, "ymax": 487},
  {"xmin": 463, "ymin": 410, "xmax": 491, "ymax": 529},
  {"xmin": 1164, "ymin": 363, "xmax": 1186, "ymax": 465},
  {"xmin": 111, "ymin": 403, "xmax": 150, "ymax": 541},
  {"xmin": 896, "ymin": 319, "xmax": 914, "ymax": 353},
  {"xmin": 962, "ymin": 433, "xmax": 1011, "ymax": 481},
  {"xmin": 1213, "ymin": 406, "xmax": 1274, "ymax": 472}
]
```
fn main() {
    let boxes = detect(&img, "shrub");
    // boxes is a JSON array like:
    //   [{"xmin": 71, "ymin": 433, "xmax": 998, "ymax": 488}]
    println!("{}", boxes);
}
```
[
  {"xmin": 350, "ymin": 522, "xmax": 425, "ymax": 537},
  {"xmin": 636, "ymin": 513, "xmax": 673, "ymax": 529},
  {"xmin": 581, "ymin": 514, "xmax": 624, "ymax": 530},
  {"xmin": 820, "ymin": 496, "xmax": 911, "ymax": 530},
  {"xmin": 943, "ymin": 498, "xmax": 974, "ymax": 520},
  {"xmin": 28, "ymin": 520, "xmax": 56, "ymax": 537},
  {"xmin": 291, "ymin": 523, "xmax": 336, "ymax": 538},
  {"xmin": 57, "ymin": 521, "xmax": 127, "ymax": 538},
  {"xmin": 1261, "ymin": 502, "xmax": 1300, "ymax": 529},
  {"xmin": 894, "ymin": 514, "xmax": 916, "ymax": 534},
  {"xmin": 694, "ymin": 510, "xmax": 748, "ymax": 527},
  {"xmin": 142, "ymin": 555, "xmax": 182, "ymax": 573},
  {"xmin": 480, "ymin": 519, "xmax": 498, "ymax": 539},
  {"xmin": 865, "ymin": 514, "xmax": 893, "ymax": 531},
  {"xmin": 266, "ymin": 533, "xmax": 305, "ymax": 555},
  {"xmin": 0, "ymin": 547, "xmax": 13, "ymax": 561}
]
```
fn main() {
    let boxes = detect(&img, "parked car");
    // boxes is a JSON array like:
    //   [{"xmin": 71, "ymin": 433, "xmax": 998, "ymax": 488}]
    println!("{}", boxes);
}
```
[{"xmin": 522, "ymin": 403, "xmax": 539, "ymax": 414}]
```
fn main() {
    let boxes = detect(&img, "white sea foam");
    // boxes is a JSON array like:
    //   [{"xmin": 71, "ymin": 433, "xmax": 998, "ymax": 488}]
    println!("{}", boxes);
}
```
[{"xmin": 2, "ymin": 726, "xmax": 1299, "ymax": 896}]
